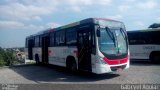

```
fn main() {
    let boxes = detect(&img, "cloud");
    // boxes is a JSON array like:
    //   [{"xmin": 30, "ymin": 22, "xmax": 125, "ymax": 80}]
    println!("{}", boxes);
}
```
[
  {"xmin": 156, "ymin": 17, "xmax": 160, "ymax": 22},
  {"xmin": 107, "ymin": 15, "xmax": 123, "ymax": 20},
  {"xmin": 0, "ymin": 20, "xmax": 61, "ymax": 32},
  {"xmin": 67, "ymin": 0, "xmax": 93, "ymax": 5},
  {"xmin": 0, "ymin": 0, "xmax": 112, "ymax": 20},
  {"xmin": 134, "ymin": 21, "xmax": 145, "ymax": 29},
  {"xmin": 66, "ymin": 0, "xmax": 112, "ymax": 12},
  {"xmin": 20, "ymin": 0, "xmax": 59, "ymax": 6},
  {"xmin": 137, "ymin": 0, "xmax": 157, "ymax": 9},
  {"xmin": 0, "ymin": 21, "xmax": 25, "ymax": 30},
  {"xmin": 95, "ymin": 0, "xmax": 112, "ymax": 5},
  {"xmin": 32, "ymin": 16, "xmax": 42, "ymax": 21},
  {"xmin": 124, "ymin": 0, "xmax": 136, "ymax": 2},
  {"xmin": 46, "ymin": 22, "xmax": 61, "ymax": 28},
  {"xmin": 118, "ymin": 5, "xmax": 131, "ymax": 12},
  {"xmin": 67, "ymin": 0, "xmax": 112, "ymax": 6},
  {"xmin": 70, "ymin": 6, "xmax": 82, "ymax": 12},
  {"xmin": 0, "ymin": 1, "xmax": 57, "ymax": 21}
]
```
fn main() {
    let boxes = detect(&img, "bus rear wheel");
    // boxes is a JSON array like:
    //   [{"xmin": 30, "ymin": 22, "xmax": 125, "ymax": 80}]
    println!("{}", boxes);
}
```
[
  {"xmin": 150, "ymin": 52, "xmax": 160, "ymax": 63},
  {"xmin": 66, "ymin": 58, "xmax": 77, "ymax": 72}
]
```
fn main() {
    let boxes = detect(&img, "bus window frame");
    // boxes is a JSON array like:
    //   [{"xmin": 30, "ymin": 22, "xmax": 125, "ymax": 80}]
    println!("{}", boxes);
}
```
[
  {"xmin": 78, "ymin": 23, "xmax": 96, "ymax": 55},
  {"xmin": 34, "ymin": 35, "xmax": 40, "ymax": 47},
  {"xmin": 49, "ymin": 32, "xmax": 55, "ymax": 47},
  {"xmin": 66, "ymin": 27, "xmax": 77, "ymax": 46},
  {"xmin": 128, "ymin": 31, "xmax": 157, "ymax": 45}
]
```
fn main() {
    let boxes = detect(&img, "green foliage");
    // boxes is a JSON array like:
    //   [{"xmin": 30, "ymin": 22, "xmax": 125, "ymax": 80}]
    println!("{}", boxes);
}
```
[
  {"xmin": 0, "ymin": 47, "xmax": 17, "ymax": 66},
  {"xmin": 0, "ymin": 54, "xmax": 6, "ymax": 66}
]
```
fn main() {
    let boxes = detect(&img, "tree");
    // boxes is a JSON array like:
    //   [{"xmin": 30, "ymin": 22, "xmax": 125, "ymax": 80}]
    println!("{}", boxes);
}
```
[
  {"xmin": 149, "ymin": 23, "xmax": 160, "ymax": 28},
  {"xmin": 0, "ymin": 54, "xmax": 6, "ymax": 66},
  {"xmin": 19, "ymin": 47, "xmax": 25, "ymax": 52},
  {"xmin": 0, "ymin": 47, "xmax": 16, "ymax": 66},
  {"xmin": 0, "ymin": 47, "xmax": 6, "ymax": 66}
]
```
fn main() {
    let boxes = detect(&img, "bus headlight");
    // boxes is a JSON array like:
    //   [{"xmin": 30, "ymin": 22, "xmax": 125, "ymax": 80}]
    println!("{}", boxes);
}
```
[
  {"xmin": 100, "ymin": 59, "xmax": 107, "ymax": 64},
  {"xmin": 96, "ymin": 57, "xmax": 107, "ymax": 64}
]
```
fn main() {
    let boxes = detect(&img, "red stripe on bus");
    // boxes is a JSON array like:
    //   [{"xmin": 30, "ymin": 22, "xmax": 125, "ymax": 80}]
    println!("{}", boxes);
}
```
[
  {"xmin": 103, "ymin": 56, "xmax": 128, "ymax": 65},
  {"xmin": 120, "ymin": 58, "xmax": 128, "ymax": 64}
]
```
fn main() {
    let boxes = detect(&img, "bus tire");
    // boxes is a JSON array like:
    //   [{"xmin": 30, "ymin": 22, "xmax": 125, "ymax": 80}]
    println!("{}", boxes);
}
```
[
  {"xmin": 150, "ymin": 52, "xmax": 160, "ymax": 63},
  {"xmin": 35, "ymin": 54, "xmax": 40, "ymax": 65},
  {"xmin": 66, "ymin": 56, "xmax": 77, "ymax": 72}
]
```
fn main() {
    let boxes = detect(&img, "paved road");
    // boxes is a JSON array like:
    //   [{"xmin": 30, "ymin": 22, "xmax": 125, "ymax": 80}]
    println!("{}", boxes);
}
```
[{"xmin": 0, "ymin": 61, "xmax": 160, "ymax": 84}]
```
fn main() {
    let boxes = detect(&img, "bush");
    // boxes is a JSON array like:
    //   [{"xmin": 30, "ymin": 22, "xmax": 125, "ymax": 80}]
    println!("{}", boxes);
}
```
[
  {"xmin": 0, "ymin": 54, "xmax": 6, "ymax": 66},
  {"xmin": 0, "ymin": 47, "xmax": 17, "ymax": 66}
]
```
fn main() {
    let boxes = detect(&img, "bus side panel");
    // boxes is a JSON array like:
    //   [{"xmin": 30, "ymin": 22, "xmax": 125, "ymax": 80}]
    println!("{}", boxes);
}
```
[
  {"xmin": 130, "ymin": 45, "xmax": 160, "ymax": 60},
  {"xmin": 48, "ymin": 47, "xmax": 78, "ymax": 67},
  {"xmin": 130, "ymin": 45, "xmax": 148, "ymax": 59}
]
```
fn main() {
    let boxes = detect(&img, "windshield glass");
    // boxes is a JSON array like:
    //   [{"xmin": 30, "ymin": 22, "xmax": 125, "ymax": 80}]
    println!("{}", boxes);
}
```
[
  {"xmin": 98, "ymin": 19, "xmax": 125, "ymax": 28},
  {"xmin": 99, "ymin": 28, "xmax": 127, "ymax": 55}
]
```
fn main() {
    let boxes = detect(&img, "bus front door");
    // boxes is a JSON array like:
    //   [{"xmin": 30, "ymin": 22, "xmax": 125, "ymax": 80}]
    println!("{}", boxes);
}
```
[
  {"xmin": 42, "ymin": 36, "xmax": 49, "ymax": 64},
  {"xmin": 78, "ymin": 30, "xmax": 92, "ymax": 71}
]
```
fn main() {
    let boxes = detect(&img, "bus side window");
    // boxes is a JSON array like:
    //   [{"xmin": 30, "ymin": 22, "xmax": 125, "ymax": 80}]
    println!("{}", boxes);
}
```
[
  {"xmin": 55, "ymin": 32, "xmax": 59, "ymax": 46},
  {"xmin": 34, "ymin": 36, "xmax": 40, "ymax": 47},
  {"xmin": 50, "ymin": 32, "xmax": 54, "ymax": 46},
  {"xmin": 152, "ymin": 31, "xmax": 160, "ymax": 44},
  {"xmin": 59, "ymin": 31, "xmax": 65, "ymax": 46},
  {"xmin": 66, "ymin": 29, "xmax": 77, "ymax": 46},
  {"xmin": 55, "ymin": 31, "xmax": 65, "ymax": 46}
]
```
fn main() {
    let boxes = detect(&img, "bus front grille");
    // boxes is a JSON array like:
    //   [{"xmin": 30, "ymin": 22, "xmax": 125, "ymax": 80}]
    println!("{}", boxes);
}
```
[{"xmin": 110, "ymin": 64, "xmax": 126, "ymax": 71}]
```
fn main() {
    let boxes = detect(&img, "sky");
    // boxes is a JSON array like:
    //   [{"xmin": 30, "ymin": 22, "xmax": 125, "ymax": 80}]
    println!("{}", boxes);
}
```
[{"xmin": 0, "ymin": 0, "xmax": 160, "ymax": 48}]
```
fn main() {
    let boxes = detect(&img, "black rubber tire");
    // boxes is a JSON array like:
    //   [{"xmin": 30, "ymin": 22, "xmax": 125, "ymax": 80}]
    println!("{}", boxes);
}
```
[
  {"xmin": 67, "ymin": 60, "xmax": 77, "ymax": 72},
  {"xmin": 150, "ymin": 53, "xmax": 160, "ymax": 63}
]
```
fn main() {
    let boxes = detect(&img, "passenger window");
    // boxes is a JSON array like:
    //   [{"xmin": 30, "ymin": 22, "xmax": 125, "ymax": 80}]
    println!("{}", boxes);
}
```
[
  {"xmin": 50, "ymin": 33, "xmax": 54, "ymax": 46},
  {"xmin": 66, "ymin": 29, "xmax": 77, "ymax": 46}
]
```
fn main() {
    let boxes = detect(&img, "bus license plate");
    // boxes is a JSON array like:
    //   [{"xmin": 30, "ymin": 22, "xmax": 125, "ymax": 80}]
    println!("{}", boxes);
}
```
[{"xmin": 116, "ymin": 68, "xmax": 122, "ymax": 72}]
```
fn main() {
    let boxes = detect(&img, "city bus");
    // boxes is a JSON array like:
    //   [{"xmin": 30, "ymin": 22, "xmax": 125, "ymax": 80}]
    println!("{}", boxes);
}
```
[
  {"xmin": 127, "ymin": 28, "xmax": 160, "ymax": 62},
  {"xmin": 25, "ymin": 18, "xmax": 129, "ymax": 74}
]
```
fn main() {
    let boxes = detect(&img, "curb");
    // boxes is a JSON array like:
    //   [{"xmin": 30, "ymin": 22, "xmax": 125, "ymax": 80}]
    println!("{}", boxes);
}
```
[{"xmin": 0, "ymin": 64, "xmax": 36, "ymax": 69}]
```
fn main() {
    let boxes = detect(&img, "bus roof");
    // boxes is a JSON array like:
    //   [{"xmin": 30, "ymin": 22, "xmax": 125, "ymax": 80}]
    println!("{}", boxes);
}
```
[
  {"xmin": 26, "ymin": 18, "xmax": 121, "ymax": 38},
  {"xmin": 127, "ymin": 28, "xmax": 160, "ymax": 33}
]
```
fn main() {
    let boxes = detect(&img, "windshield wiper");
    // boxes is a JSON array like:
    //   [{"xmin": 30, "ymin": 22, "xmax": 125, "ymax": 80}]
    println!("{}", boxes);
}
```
[
  {"xmin": 106, "ymin": 27, "xmax": 122, "ymax": 54},
  {"xmin": 105, "ymin": 27, "xmax": 116, "ymax": 47},
  {"xmin": 120, "ymin": 28, "xmax": 126, "ymax": 39}
]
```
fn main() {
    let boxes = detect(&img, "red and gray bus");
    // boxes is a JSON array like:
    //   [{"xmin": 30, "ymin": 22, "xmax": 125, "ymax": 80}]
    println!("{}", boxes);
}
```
[{"xmin": 25, "ymin": 18, "xmax": 129, "ymax": 74}]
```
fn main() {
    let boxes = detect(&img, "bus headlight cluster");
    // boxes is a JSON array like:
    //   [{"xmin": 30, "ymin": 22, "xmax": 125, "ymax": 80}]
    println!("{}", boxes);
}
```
[
  {"xmin": 100, "ymin": 59, "xmax": 107, "ymax": 64},
  {"xmin": 96, "ymin": 57, "xmax": 107, "ymax": 64}
]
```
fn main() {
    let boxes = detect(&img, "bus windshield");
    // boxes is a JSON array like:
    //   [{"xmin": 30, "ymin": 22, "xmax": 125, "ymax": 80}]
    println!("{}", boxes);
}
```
[{"xmin": 99, "ymin": 27, "xmax": 127, "ymax": 56}]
